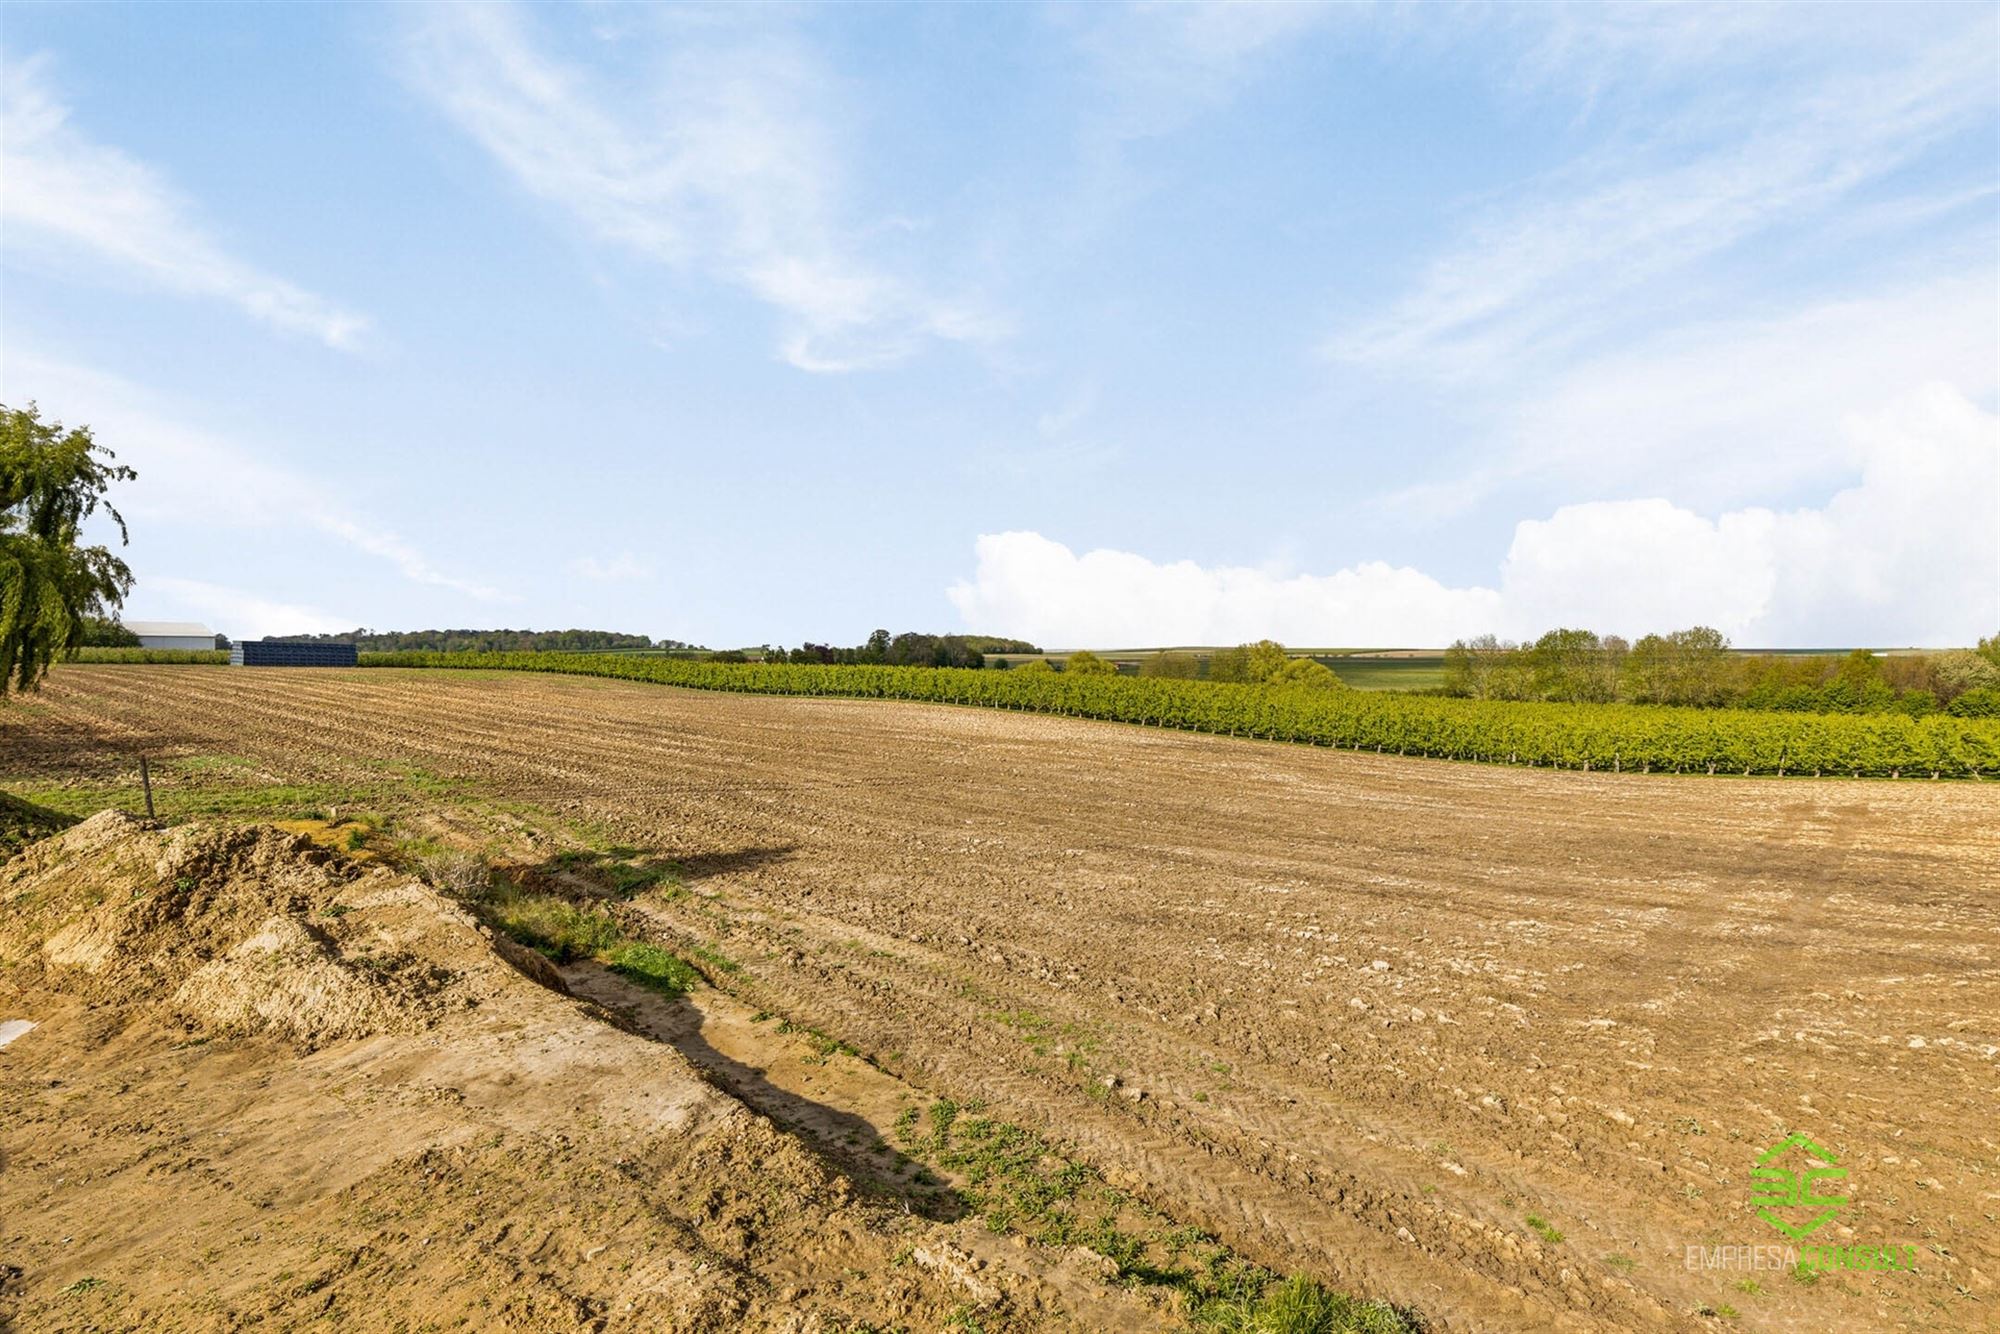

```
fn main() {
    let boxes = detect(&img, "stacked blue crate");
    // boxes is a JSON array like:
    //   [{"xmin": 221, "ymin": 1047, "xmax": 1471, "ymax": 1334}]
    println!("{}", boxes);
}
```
[{"xmin": 230, "ymin": 641, "xmax": 359, "ymax": 667}]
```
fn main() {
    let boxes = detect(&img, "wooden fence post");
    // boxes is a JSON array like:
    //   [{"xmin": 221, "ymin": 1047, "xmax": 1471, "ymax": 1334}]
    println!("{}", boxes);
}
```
[{"xmin": 138, "ymin": 755, "xmax": 155, "ymax": 819}]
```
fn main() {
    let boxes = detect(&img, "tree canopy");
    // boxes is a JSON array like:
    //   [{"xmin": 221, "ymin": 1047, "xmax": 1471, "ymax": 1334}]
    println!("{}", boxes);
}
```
[
  {"xmin": 771, "ymin": 629, "xmax": 1039, "ymax": 669},
  {"xmin": 274, "ymin": 627, "xmax": 668, "ymax": 653},
  {"xmin": 1058, "ymin": 649, "xmax": 1111, "ymax": 675},
  {"xmin": 2, "ymin": 404, "xmax": 135, "ymax": 695}
]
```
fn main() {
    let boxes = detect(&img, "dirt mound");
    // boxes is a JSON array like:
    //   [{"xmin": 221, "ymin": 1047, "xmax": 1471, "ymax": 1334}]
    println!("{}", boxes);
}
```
[
  {"xmin": 1, "ymin": 813, "xmax": 526, "ymax": 1050},
  {"xmin": 0, "ymin": 817, "xmax": 1154, "ymax": 1331}
]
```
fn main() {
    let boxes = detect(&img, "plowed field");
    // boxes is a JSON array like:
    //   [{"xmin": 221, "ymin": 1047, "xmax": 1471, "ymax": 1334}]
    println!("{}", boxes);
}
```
[{"xmin": 6, "ymin": 666, "xmax": 1997, "ymax": 1332}]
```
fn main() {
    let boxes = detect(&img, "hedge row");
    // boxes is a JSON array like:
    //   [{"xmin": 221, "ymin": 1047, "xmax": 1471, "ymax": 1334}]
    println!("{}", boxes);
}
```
[
  {"xmin": 361, "ymin": 652, "xmax": 2000, "ymax": 779},
  {"xmin": 71, "ymin": 648, "xmax": 230, "ymax": 665}
]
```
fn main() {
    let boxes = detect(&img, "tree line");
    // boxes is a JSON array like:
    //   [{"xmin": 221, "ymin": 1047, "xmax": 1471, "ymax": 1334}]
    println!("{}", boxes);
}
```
[
  {"xmin": 1126, "ymin": 640, "xmax": 1347, "ymax": 689},
  {"xmin": 1443, "ymin": 627, "xmax": 2000, "ymax": 718},
  {"xmin": 257, "ymin": 628, "xmax": 683, "ymax": 654},
  {"xmin": 817, "ymin": 638, "xmax": 1346, "ymax": 688},
  {"xmin": 765, "ymin": 630, "xmax": 1039, "ymax": 670}
]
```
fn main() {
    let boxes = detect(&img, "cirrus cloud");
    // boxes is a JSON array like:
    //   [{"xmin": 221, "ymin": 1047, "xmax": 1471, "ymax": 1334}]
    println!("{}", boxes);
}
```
[
  {"xmin": 0, "ymin": 55, "xmax": 368, "ymax": 350},
  {"xmin": 401, "ymin": 3, "xmax": 1001, "ymax": 373}
]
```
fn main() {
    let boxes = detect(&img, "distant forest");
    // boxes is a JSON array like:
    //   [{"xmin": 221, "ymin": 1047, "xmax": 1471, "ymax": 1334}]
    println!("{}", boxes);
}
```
[
  {"xmin": 765, "ymin": 630, "xmax": 1040, "ymax": 670},
  {"xmin": 265, "ymin": 629, "xmax": 696, "ymax": 653},
  {"xmin": 250, "ymin": 627, "xmax": 1043, "ymax": 666}
]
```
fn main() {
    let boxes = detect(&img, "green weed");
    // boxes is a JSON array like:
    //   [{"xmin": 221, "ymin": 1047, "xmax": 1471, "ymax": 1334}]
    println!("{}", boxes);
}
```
[
  {"xmin": 889, "ymin": 1098, "xmax": 1417, "ymax": 1331},
  {"xmin": 605, "ymin": 941, "xmax": 702, "ymax": 997},
  {"xmin": 1199, "ymin": 1273, "xmax": 1417, "ymax": 1333},
  {"xmin": 485, "ymin": 881, "xmax": 700, "ymax": 998}
]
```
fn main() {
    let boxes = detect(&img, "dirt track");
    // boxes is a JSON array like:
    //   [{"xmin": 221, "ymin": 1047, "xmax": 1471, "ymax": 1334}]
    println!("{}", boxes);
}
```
[{"xmin": 7, "ymin": 666, "xmax": 1998, "ymax": 1331}]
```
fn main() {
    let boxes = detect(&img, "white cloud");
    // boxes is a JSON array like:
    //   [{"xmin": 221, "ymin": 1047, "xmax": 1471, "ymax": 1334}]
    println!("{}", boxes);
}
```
[
  {"xmin": 1496, "ymin": 2, "xmax": 1858, "ymax": 102},
  {"xmin": 312, "ymin": 514, "xmax": 507, "ymax": 602},
  {"xmin": 568, "ymin": 552, "xmax": 653, "ymax": 582},
  {"xmin": 0, "ymin": 55, "xmax": 368, "ymax": 350},
  {"xmin": 1388, "ymin": 268, "xmax": 1999, "ymax": 517},
  {"xmin": 4, "ymin": 349, "xmax": 507, "ymax": 603},
  {"xmin": 948, "ymin": 531, "xmax": 1502, "ymax": 649},
  {"xmin": 402, "ymin": 4, "xmax": 998, "ymax": 372},
  {"xmin": 140, "ymin": 577, "xmax": 354, "ymax": 641},
  {"xmin": 1074, "ymin": 1, "xmax": 1338, "ymax": 140},
  {"xmin": 951, "ymin": 385, "xmax": 1999, "ymax": 648},
  {"xmin": 1326, "ymin": 27, "xmax": 1994, "ymax": 380}
]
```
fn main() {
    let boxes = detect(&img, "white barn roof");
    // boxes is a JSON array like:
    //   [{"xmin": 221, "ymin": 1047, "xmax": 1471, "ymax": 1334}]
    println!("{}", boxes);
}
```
[{"xmin": 124, "ymin": 621, "xmax": 214, "ymax": 638}]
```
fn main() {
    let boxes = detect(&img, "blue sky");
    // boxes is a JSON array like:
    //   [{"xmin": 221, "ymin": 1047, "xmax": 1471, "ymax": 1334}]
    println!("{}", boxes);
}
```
[{"xmin": 3, "ymin": 1, "xmax": 1995, "ymax": 647}]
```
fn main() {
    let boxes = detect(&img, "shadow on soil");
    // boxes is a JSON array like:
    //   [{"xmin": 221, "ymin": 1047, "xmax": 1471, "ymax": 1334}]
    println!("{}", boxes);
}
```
[
  {"xmin": 564, "ymin": 963, "xmax": 966, "ymax": 1224},
  {"xmin": 669, "ymin": 845, "xmax": 798, "ymax": 881},
  {"xmin": 506, "ymin": 843, "xmax": 797, "ymax": 900},
  {"xmin": 0, "ymin": 790, "xmax": 80, "ymax": 858}
]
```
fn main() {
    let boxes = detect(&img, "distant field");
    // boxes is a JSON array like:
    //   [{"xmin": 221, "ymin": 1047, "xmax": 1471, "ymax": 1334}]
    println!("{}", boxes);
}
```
[{"xmin": 1317, "ymin": 655, "xmax": 1447, "ymax": 691}]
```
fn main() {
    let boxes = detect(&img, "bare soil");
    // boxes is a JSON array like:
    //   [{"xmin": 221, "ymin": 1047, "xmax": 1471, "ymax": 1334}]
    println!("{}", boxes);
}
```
[
  {"xmin": 0, "ymin": 814, "xmax": 1159, "ymax": 1331},
  {"xmin": 5, "ymin": 665, "xmax": 1999, "ymax": 1332}
]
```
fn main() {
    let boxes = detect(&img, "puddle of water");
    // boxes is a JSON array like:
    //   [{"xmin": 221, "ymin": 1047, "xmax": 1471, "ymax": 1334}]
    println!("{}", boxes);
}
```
[{"xmin": 0, "ymin": 1019, "xmax": 37, "ymax": 1048}]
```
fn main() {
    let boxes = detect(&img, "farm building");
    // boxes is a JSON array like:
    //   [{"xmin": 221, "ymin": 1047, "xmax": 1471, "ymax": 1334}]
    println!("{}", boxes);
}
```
[
  {"xmin": 124, "ymin": 621, "xmax": 216, "ymax": 651},
  {"xmin": 231, "ymin": 641, "xmax": 359, "ymax": 667}
]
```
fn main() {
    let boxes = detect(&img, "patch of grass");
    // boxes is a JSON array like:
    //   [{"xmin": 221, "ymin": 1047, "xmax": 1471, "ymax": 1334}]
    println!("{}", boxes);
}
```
[
  {"xmin": 547, "ymin": 846, "xmax": 683, "ymax": 898},
  {"xmin": 60, "ymin": 1277, "xmax": 105, "ymax": 1296},
  {"xmin": 890, "ymin": 1098, "xmax": 1418, "ymax": 1331},
  {"xmin": 491, "ymin": 889, "xmax": 624, "ymax": 962},
  {"xmin": 778, "ymin": 1018, "xmax": 859, "ymax": 1064},
  {"xmin": 1525, "ymin": 1214, "xmax": 1564, "ymax": 1245},
  {"xmin": 173, "ymin": 753, "xmax": 256, "ymax": 772},
  {"xmin": 1789, "ymin": 1264, "xmax": 1819, "ymax": 1287},
  {"xmin": 1733, "ymin": 1278, "xmax": 1760, "ymax": 1295},
  {"xmin": 1320, "ymin": 656, "xmax": 1447, "ymax": 692},
  {"xmin": 605, "ymin": 940, "xmax": 701, "ymax": 997},
  {"xmin": 1199, "ymin": 1273, "xmax": 1417, "ymax": 1333},
  {"xmin": 1604, "ymin": 1253, "xmax": 1635, "ymax": 1271},
  {"xmin": 689, "ymin": 942, "xmax": 741, "ymax": 974},
  {"xmin": 8, "ymin": 775, "xmax": 370, "ymax": 825},
  {"xmin": 990, "ymin": 1006, "xmax": 1102, "ymax": 1074},
  {"xmin": 0, "ymin": 789, "xmax": 78, "ymax": 857},
  {"xmin": 357, "ymin": 758, "xmax": 468, "ymax": 798},
  {"xmin": 484, "ymin": 879, "xmax": 701, "ymax": 998},
  {"xmin": 940, "ymin": 1306, "xmax": 988, "ymax": 1333},
  {"xmin": 805, "ymin": 1032, "xmax": 859, "ymax": 1064}
]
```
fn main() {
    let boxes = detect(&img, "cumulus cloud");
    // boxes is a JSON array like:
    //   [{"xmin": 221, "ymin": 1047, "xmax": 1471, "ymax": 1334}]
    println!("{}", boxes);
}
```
[
  {"xmin": 950, "ymin": 385, "xmax": 1998, "ymax": 649},
  {"xmin": 0, "ymin": 56, "xmax": 368, "ymax": 349},
  {"xmin": 402, "ymin": 3, "xmax": 999, "ymax": 372},
  {"xmin": 949, "ymin": 535, "xmax": 1502, "ymax": 649}
]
